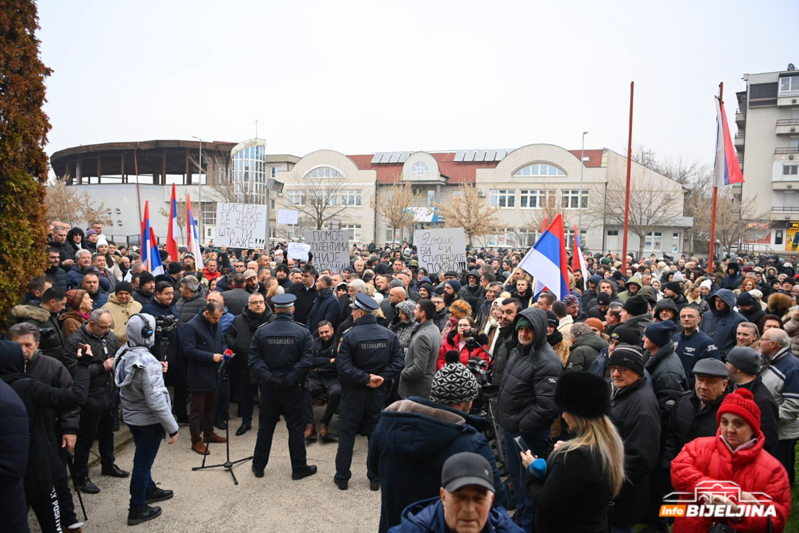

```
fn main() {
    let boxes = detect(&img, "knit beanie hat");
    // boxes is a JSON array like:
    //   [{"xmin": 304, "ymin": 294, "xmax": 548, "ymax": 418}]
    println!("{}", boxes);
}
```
[
  {"xmin": 139, "ymin": 272, "xmax": 155, "ymax": 286},
  {"xmin": 624, "ymin": 295, "xmax": 648, "ymax": 317},
  {"xmin": 66, "ymin": 289, "xmax": 87, "ymax": 310},
  {"xmin": 545, "ymin": 310, "xmax": 559, "ymax": 328},
  {"xmin": 585, "ymin": 318, "xmax": 604, "ymax": 335},
  {"xmin": 610, "ymin": 325, "xmax": 641, "ymax": 346},
  {"xmin": 115, "ymin": 281, "xmax": 134, "ymax": 295},
  {"xmin": 644, "ymin": 320, "xmax": 678, "ymax": 347},
  {"xmin": 717, "ymin": 388, "xmax": 761, "ymax": 433},
  {"xmin": 664, "ymin": 281, "xmax": 682, "ymax": 295},
  {"xmin": 430, "ymin": 354, "xmax": 480, "ymax": 405},
  {"xmin": 726, "ymin": 346, "xmax": 762, "ymax": 375},
  {"xmin": 562, "ymin": 295, "xmax": 579, "ymax": 307},
  {"xmin": 700, "ymin": 279, "xmax": 712, "ymax": 290},
  {"xmin": 446, "ymin": 279, "xmax": 462, "ymax": 293},
  {"xmin": 736, "ymin": 292, "xmax": 754, "ymax": 307},
  {"xmin": 607, "ymin": 344, "xmax": 645, "ymax": 375},
  {"xmin": 597, "ymin": 292, "xmax": 611, "ymax": 306},
  {"xmin": 395, "ymin": 300, "xmax": 416, "ymax": 321}
]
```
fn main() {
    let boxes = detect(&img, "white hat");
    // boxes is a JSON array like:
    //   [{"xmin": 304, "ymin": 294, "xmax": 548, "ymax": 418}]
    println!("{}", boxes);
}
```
[
  {"xmin": 96, "ymin": 234, "xmax": 108, "ymax": 248},
  {"xmin": 700, "ymin": 279, "xmax": 712, "ymax": 290},
  {"xmin": 748, "ymin": 289, "xmax": 763, "ymax": 301}
]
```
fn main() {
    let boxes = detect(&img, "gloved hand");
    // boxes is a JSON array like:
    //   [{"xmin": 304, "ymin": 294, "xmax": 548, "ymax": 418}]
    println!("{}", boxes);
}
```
[{"xmin": 267, "ymin": 376, "xmax": 290, "ymax": 389}]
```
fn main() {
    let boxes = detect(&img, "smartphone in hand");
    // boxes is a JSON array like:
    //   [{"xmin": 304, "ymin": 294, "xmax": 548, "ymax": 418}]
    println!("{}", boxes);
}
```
[{"xmin": 514, "ymin": 436, "xmax": 529, "ymax": 453}]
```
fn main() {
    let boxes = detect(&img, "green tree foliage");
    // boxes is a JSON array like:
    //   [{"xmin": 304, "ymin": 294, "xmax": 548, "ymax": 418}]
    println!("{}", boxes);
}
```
[{"xmin": 0, "ymin": 1, "xmax": 52, "ymax": 328}]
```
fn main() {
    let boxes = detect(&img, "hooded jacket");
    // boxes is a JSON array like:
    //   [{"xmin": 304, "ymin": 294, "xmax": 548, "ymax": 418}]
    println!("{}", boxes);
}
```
[
  {"xmin": 102, "ymin": 292, "xmax": 142, "ymax": 345},
  {"xmin": 0, "ymin": 378, "xmax": 28, "ymax": 533},
  {"xmin": 388, "ymin": 496, "xmax": 521, "ymax": 533},
  {"xmin": 497, "ymin": 307, "xmax": 563, "ymax": 435},
  {"xmin": 582, "ymin": 275, "xmax": 603, "ymax": 309},
  {"xmin": 566, "ymin": 331, "xmax": 608, "ymax": 371},
  {"xmin": 622, "ymin": 311, "xmax": 653, "ymax": 337},
  {"xmin": 369, "ymin": 398, "xmax": 508, "ymax": 533},
  {"xmin": 644, "ymin": 341, "xmax": 688, "ymax": 430},
  {"xmin": 175, "ymin": 285, "xmax": 207, "ymax": 328},
  {"xmin": 760, "ymin": 346, "xmax": 799, "ymax": 440},
  {"xmin": 653, "ymin": 298, "xmax": 680, "ymax": 324},
  {"xmin": 114, "ymin": 314, "xmax": 178, "ymax": 435},
  {"xmin": 10, "ymin": 302, "xmax": 66, "ymax": 360},
  {"xmin": 699, "ymin": 289, "xmax": 746, "ymax": 356},
  {"xmin": 721, "ymin": 262, "xmax": 743, "ymax": 290}
]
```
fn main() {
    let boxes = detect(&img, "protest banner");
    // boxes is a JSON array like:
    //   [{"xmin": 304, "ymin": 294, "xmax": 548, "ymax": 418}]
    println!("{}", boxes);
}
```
[
  {"xmin": 304, "ymin": 230, "xmax": 350, "ymax": 272},
  {"xmin": 215, "ymin": 203, "xmax": 268, "ymax": 248},
  {"xmin": 287, "ymin": 242, "xmax": 311, "ymax": 261},
  {"xmin": 277, "ymin": 209, "xmax": 299, "ymax": 225},
  {"xmin": 414, "ymin": 228, "xmax": 467, "ymax": 274}
]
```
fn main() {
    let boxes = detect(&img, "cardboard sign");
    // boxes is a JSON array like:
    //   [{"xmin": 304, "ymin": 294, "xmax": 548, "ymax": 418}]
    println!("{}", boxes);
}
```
[
  {"xmin": 304, "ymin": 230, "xmax": 350, "ymax": 273},
  {"xmin": 287, "ymin": 242, "xmax": 310, "ymax": 261},
  {"xmin": 414, "ymin": 228, "xmax": 467, "ymax": 274},
  {"xmin": 215, "ymin": 203, "xmax": 268, "ymax": 248},
  {"xmin": 277, "ymin": 209, "xmax": 299, "ymax": 225}
]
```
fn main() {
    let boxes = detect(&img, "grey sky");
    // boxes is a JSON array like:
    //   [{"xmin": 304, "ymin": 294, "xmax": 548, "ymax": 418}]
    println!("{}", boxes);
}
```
[{"xmin": 39, "ymin": 0, "xmax": 799, "ymax": 166}]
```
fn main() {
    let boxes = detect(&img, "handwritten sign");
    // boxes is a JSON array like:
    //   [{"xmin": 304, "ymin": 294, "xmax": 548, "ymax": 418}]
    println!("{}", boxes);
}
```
[
  {"xmin": 304, "ymin": 230, "xmax": 350, "ymax": 273},
  {"xmin": 414, "ymin": 228, "xmax": 467, "ymax": 274},
  {"xmin": 277, "ymin": 209, "xmax": 299, "ymax": 225},
  {"xmin": 287, "ymin": 242, "xmax": 311, "ymax": 262},
  {"xmin": 215, "ymin": 203, "xmax": 268, "ymax": 249}
]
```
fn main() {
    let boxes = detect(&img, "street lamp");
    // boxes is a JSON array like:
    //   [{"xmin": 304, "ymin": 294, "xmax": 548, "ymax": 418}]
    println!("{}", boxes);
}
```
[
  {"xmin": 578, "ymin": 131, "xmax": 588, "ymax": 236},
  {"xmin": 191, "ymin": 136, "xmax": 203, "ymax": 241}
]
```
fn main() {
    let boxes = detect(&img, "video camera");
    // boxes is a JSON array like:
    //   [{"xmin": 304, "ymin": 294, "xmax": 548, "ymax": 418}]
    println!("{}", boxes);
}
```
[{"xmin": 155, "ymin": 315, "xmax": 177, "ymax": 333}]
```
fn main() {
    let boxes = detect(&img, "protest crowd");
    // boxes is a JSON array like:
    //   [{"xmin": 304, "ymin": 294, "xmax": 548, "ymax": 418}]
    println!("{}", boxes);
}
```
[{"xmin": 3, "ymin": 217, "xmax": 799, "ymax": 533}]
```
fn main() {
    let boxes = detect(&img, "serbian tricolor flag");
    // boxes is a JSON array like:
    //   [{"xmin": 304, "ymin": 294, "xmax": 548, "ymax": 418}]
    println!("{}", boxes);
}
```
[
  {"xmin": 714, "ymin": 97, "xmax": 745, "ymax": 187},
  {"xmin": 572, "ymin": 226, "xmax": 588, "ymax": 276},
  {"xmin": 141, "ymin": 201, "xmax": 164, "ymax": 276},
  {"xmin": 519, "ymin": 214, "xmax": 570, "ymax": 301},
  {"xmin": 166, "ymin": 183, "xmax": 180, "ymax": 261},
  {"xmin": 186, "ymin": 194, "xmax": 204, "ymax": 270}
]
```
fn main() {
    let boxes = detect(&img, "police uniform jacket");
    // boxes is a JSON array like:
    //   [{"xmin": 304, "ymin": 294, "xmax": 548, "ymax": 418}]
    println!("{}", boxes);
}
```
[
  {"xmin": 672, "ymin": 329, "xmax": 720, "ymax": 380},
  {"xmin": 248, "ymin": 313, "xmax": 314, "ymax": 386},
  {"xmin": 336, "ymin": 314, "xmax": 405, "ymax": 387}
]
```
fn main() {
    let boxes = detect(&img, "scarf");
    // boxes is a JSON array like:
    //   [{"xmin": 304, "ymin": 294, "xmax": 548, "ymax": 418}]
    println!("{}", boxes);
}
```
[
  {"xmin": 547, "ymin": 329, "xmax": 564, "ymax": 347},
  {"xmin": 318, "ymin": 286, "xmax": 334, "ymax": 299}
]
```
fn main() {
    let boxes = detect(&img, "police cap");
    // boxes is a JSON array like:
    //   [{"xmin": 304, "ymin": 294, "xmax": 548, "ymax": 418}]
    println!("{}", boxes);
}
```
[
  {"xmin": 350, "ymin": 293, "xmax": 379, "ymax": 312},
  {"xmin": 272, "ymin": 294, "xmax": 297, "ymax": 308}
]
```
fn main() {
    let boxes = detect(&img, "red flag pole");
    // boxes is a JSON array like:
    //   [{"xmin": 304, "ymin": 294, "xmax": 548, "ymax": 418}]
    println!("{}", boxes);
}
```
[
  {"xmin": 621, "ymin": 81, "xmax": 634, "ymax": 276},
  {"xmin": 708, "ymin": 82, "xmax": 723, "ymax": 274}
]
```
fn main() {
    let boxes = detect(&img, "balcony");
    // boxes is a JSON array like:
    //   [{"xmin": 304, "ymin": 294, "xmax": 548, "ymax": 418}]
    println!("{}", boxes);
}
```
[
  {"xmin": 736, "ymin": 109, "xmax": 745, "ymax": 125},
  {"xmin": 777, "ymin": 118, "xmax": 799, "ymax": 135},
  {"xmin": 775, "ymin": 147, "xmax": 799, "ymax": 155},
  {"xmin": 734, "ymin": 133, "xmax": 745, "ymax": 150}
]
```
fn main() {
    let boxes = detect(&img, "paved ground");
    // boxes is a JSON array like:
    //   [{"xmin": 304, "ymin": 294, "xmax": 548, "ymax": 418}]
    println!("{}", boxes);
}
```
[{"xmin": 33, "ymin": 408, "xmax": 381, "ymax": 533}]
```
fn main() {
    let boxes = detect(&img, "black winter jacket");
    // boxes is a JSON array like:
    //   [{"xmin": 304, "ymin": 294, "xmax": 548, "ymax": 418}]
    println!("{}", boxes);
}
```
[
  {"xmin": 0, "ymin": 377, "xmax": 28, "ymax": 533},
  {"xmin": 248, "ymin": 313, "xmax": 314, "ymax": 386},
  {"xmin": 336, "ymin": 314, "xmax": 405, "ymax": 387},
  {"xmin": 738, "ymin": 377, "xmax": 780, "ymax": 457},
  {"xmin": 62, "ymin": 324, "xmax": 120, "ymax": 412},
  {"xmin": 175, "ymin": 285, "xmax": 207, "ymax": 328},
  {"xmin": 26, "ymin": 351, "xmax": 80, "ymax": 437},
  {"xmin": 286, "ymin": 283, "xmax": 317, "ymax": 325},
  {"xmin": 644, "ymin": 342, "xmax": 688, "ymax": 430},
  {"xmin": 663, "ymin": 390, "xmax": 725, "ymax": 466},
  {"xmin": 497, "ymin": 307, "xmax": 563, "ymax": 435},
  {"xmin": 222, "ymin": 288, "xmax": 250, "ymax": 317},
  {"xmin": 10, "ymin": 302, "xmax": 66, "ymax": 361},
  {"xmin": 226, "ymin": 307, "xmax": 273, "ymax": 375},
  {"xmin": 45, "ymin": 265, "xmax": 69, "ymax": 291},
  {"xmin": 566, "ymin": 332, "xmax": 608, "ymax": 371},
  {"xmin": 182, "ymin": 313, "xmax": 223, "ymax": 391}
]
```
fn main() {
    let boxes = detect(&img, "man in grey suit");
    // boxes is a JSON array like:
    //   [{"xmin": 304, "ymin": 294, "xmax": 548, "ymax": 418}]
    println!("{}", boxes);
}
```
[{"xmin": 398, "ymin": 299, "xmax": 441, "ymax": 399}]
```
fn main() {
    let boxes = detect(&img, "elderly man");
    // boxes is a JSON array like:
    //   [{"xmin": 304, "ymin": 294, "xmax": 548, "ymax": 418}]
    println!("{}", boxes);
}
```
[
  {"xmin": 760, "ymin": 328, "xmax": 799, "ymax": 484},
  {"xmin": 566, "ymin": 322, "xmax": 608, "ymax": 372},
  {"xmin": 67, "ymin": 249, "xmax": 110, "ymax": 291},
  {"xmin": 398, "ymin": 299, "xmax": 441, "ymax": 399},
  {"xmin": 726, "ymin": 346, "xmax": 779, "ymax": 456}
]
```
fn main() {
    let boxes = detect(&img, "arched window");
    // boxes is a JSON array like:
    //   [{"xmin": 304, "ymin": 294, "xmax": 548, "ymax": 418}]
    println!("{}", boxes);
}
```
[
  {"xmin": 303, "ymin": 166, "xmax": 344, "ymax": 179},
  {"xmin": 514, "ymin": 163, "xmax": 566, "ymax": 177},
  {"xmin": 412, "ymin": 161, "xmax": 429, "ymax": 177}
]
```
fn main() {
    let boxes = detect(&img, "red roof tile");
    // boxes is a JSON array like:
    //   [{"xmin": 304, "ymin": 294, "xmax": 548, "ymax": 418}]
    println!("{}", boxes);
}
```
[{"xmin": 568, "ymin": 149, "xmax": 604, "ymax": 168}]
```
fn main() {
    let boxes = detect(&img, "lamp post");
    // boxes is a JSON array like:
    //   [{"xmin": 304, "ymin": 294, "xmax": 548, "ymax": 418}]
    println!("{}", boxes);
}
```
[
  {"xmin": 578, "ymin": 131, "xmax": 588, "ymax": 235},
  {"xmin": 191, "ymin": 136, "xmax": 203, "ymax": 241}
]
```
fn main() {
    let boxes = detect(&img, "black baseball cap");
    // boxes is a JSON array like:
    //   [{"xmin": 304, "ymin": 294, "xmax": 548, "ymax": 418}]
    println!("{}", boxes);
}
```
[{"xmin": 441, "ymin": 452, "xmax": 495, "ymax": 493}]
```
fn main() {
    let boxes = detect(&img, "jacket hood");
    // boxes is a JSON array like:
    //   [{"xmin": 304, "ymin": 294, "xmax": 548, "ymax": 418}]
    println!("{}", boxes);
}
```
[
  {"xmin": 588, "ymin": 275, "xmax": 603, "ymax": 286},
  {"xmin": 708, "ymin": 288, "xmax": 737, "ymax": 315},
  {"xmin": 0, "ymin": 340, "xmax": 26, "ymax": 376},
  {"xmin": 626, "ymin": 276, "xmax": 643, "ymax": 288},
  {"xmin": 11, "ymin": 302, "xmax": 51, "ymax": 323},
  {"xmin": 126, "ymin": 313, "xmax": 156, "ymax": 348},
  {"xmin": 514, "ymin": 306, "xmax": 548, "ymax": 351},
  {"xmin": 378, "ymin": 399, "xmax": 474, "ymax": 460},
  {"xmin": 654, "ymin": 298, "xmax": 679, "ymax": 318},
  {"xmin": 108, "ymin": 293, "xmax": 137, "ymax": 308},
  {"xmin": 573, "ymin": 332, "xmax": 608, "ymax": 352},
  {"xmin": 466, "ymin": 269, "xmax": 480, "ymax": 281},
  {"xmin": 114, "ymin": 346, "xmax": 148, "ymax": 389},
  {"xmin": 726, "ymin": 262, "xmax": 740, "ymax": 274}
]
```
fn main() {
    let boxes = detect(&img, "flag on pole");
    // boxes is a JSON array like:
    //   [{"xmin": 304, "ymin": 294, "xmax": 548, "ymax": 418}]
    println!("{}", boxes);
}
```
[
  {"xmin": 519, "ymin": 214, "xmax": 570, "ymax": 301},
  {"xmin": 572, "ymin": 226, "xmax": 588, "ymax": 276},
  {"xmin": 714, "ymin": 97, "xmax": 745, "ymax": 187},
  {"xmin": 141, "ymin": 201, "xmax": 164, "ymax": 276},
  {"xmin": 166, "ymin": 183, "xmax": 180, "ymax": 261},
  {"xmin": 186, "ymin": 194, "xmax": 204, "ymax": 270}
]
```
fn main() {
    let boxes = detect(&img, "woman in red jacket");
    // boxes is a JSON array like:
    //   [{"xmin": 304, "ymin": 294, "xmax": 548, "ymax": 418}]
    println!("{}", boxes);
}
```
[
  {"xmin": 436, "ymin": 317, "xmax": 490, "ymax": 370},
  {"xmin": 670, "ymin": 388, "xmax": 790, "ymax": 533}
]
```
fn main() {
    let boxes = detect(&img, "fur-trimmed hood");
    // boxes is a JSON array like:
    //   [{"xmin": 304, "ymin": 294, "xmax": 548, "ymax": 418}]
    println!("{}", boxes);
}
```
[
  {"xmin": 11, "ymin": 303, "xmax": 51, "ymax": 323},
  {"xmin": 768, "ymin": 292, "xmax": 795, "ymax": 317}
]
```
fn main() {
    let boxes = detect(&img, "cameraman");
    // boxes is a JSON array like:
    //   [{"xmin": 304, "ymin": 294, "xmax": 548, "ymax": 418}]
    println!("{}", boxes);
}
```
[
  {"xmin": 436, "ymin": 317, "xmax": 489, "ymax": 370},
  {"xmin": 141, "ymin": 282, "xmax": 179, "ymax": 383},
  {"xmin": 114, "ymin": 314, "xmax": 178, "ymax": 526}
]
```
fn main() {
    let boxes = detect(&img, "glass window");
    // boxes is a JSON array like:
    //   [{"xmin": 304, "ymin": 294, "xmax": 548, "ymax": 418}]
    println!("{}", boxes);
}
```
[
  {"xmin": 645, "ymin": 232, "xmax": 663, "ymax": 251},
  {"xmin": 427, "ymin": 190, "xmax": 435, "ymax": 207},
  {"xmin": 201, "ymin": 202, "xmax": 216, "ymax": 225},
  {"xmin": 562, "ymin": 190, "xmax": 588, "ymax": 209},
  {"xmin": 287, "ymin": 190, "xmax": 305, "ymax": 206},
  {"xmin": 340, "ymin": 224, "xmax": 362, "ymax": 242},
  {"xmin": 564, "ymin": 229, "xmax": 587, "ymax": 250},
  {"xmin": 784, "ymin": 165, "xmax": 798, "ymax": 176},
  {"xmin": 780, "ymin": 77, "xmax": 799, "ymax": 94},
  {"xmin": 412, "ymin": 161, "xmax": 429, "ymax": 177},
  {"xmin": 303, "ymin": 166, "xmax": 344, "ymax": 179},
  {"xmin": 519, "ymin": 189, "xmax": 543, "ymax": 209},
  {"xmin": 672, "ymin": 232, "xmax": 680, "ymax": 253},
  {"xmin": 489, "ymin": 189, "xmax": 516, "ymax": 208},
  {"xmin": 514, "ymin": 163, "xmax": 566, "ymax": 177},
  {"xmin": 340, "ymin": 189, "xmax": 362, "ymax": 206}
]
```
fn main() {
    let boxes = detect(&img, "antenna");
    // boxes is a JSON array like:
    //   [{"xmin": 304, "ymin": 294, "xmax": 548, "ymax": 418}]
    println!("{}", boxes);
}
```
[{"xmin": 249, "ymin": 119, "xmax": 262, "ymax": 140}]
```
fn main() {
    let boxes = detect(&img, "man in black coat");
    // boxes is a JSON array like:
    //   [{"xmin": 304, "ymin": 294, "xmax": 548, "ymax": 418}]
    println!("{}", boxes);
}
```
[
  {"xmin": 62, "ymin": 308, "xmax": 127, "ymax": 494},
  {"xmin": 225, "ymin": 292, "xmax": 273, "ymax": 436},
  {"xmin": 0, "ymin": 375, "xmax": 28, "ymax": 533},
  {"xmin": 45, "ymin": 248, "xmax": 69, "ymax": 291},
  {"xmin": 10, "ymin": 287, "xmax": 68, "ymax": 361},
  {"xmin": 182, "ymin": 301, "xmax": 227, "ymax": 455},
  {"xmin": 287, "ymin": 265, "xmax": 318, "ymax": 325},
  {"xmin": 222, "ymin": 273, "xmax": 251, "ymax": 317},
  {"xmin": 303, "ymin": 321, "xmax": 341, "ymax": 442}
]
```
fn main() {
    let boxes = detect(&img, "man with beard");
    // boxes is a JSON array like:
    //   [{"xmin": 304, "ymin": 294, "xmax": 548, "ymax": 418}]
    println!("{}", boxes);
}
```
[
  {"xmin": 132, "ymin": 272, "xmax": 156, "ymax": 306},
  {"xmin": 442, "ymin": 280, "xmax": 460, "ymax": 307},
  {"xmin": 490, "ymin": 298, "xmax": 520, "ymax": 387}
]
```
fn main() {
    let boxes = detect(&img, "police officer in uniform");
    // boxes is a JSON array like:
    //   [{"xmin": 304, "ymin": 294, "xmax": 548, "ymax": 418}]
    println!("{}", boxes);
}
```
[
  {"xmin": 334, "ymin": 293, "xmax": 404, "ymax": 490},
  {"xmin": 248, "ymin": 294, "xmax": 317, "ymax": 480}
]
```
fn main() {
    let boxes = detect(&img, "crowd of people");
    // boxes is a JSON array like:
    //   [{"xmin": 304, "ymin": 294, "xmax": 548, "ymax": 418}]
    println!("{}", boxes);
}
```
[{"xmin": 1, "ymin": 218, "xmax": 797, "ymax": 532}]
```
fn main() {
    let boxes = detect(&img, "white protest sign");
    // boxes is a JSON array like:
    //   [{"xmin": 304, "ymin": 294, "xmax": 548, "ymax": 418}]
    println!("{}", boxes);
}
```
[
  {"xmin": 287, "ymin": 242, "xmax": 310, "ymax": 261},
  {"xmin": 304, "ymin": 230, "xmax": 350, "ymax": 273},
  {"xmin": 215, "ymin": 203, "xmax": 268, "ymax": 248},
  {"xmin": 277, "ymin": 209, "xmax": 299, "ymax": 225},
  {"xmin": 414, "ymin": 228, "xmax": 467, "ymax": 273}
]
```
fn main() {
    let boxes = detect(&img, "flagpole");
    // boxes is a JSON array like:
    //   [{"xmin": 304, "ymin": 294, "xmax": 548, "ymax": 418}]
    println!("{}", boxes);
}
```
[
  {"xmin": 708, "ymin": 82, "xmax": 723, "ymax": 274},
  {"xmin": 621, "ymin": 81, "xmax": 634, "ymax": 276},
  {"xmin": 134, "ymin": 149, "xmax": 143, "ymax": 240}
]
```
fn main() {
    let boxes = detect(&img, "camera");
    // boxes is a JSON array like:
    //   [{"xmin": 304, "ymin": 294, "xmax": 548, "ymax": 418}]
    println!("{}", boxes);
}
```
[
  {"xmin": 39, "ymin": 327, "xmax": 56, "ymax": 341},
  {"xmin": 155, "ymin": 315, "xmax": 177, "ymax": 333}
]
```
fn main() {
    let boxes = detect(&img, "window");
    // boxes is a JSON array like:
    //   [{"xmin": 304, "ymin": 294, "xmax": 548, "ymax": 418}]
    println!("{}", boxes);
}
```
[
  {"xmin": 784, "ymin": 165, "xmax": 798, "ymax": 176},
  {"xmin": 562, "ymin": 190, "xmax": 588, "ymax": 209},
  {"xmin": 564, "ymin": 229, "xmax": 587, "ymax": 250},
  {"xmin": 514, "ymin": 229, "xmax": 538, "ymax": 247},
  {"xmin": 201, "ymin": 202, "xmax": 216, "ymax": 225},
  {"xmin": 339, "ymin": 189, "xmax": 362, "ymax": 206},
  {"xmin": 519, "ymin": 189, "xmax": 544, "ymax": 209},
  {"xmin": 514, "ymin": 164, "xmax": 566, "ymax": 177},
  {"xmin": 412, "ymin": 161, "xmax": 429, "ymax": 177},
  {"xmin": 645, "ymin": 232, "xmax": 663, "ymax": 251},
  {"xmin": 303, "ymin": 166, "xmax": 343, "ymax": 179},
  {"xmin": 607, "ymin": 230, "xmax": 619, "ymax": 236},
  {"xmin": 489, "ymin": 189, "xmax": 515, "ymax": 208},
  {"xmin": 287, "ymin": 190, "xmax": 305, "ymax": 206},
  {"xmin": 672, "ymin": 232, "xmax": 680, "ymax": 253},
  {"xmin": 271, "ymin": 165, "xmax": 283, "ymax": 178},
  {"xmin": 427, "ymin": 190, "xmax": 435, "ymax": 207},
  {"xmin": 780, "ymin": 76, "xmax": 799, "ymax": 94},
  {"xmin": 116, "ymin": 220, "xmax": 123, "ymax": 227},
  {"xmin": 340, "ymin": 224, "xmax": 362, "ymax": 242}
]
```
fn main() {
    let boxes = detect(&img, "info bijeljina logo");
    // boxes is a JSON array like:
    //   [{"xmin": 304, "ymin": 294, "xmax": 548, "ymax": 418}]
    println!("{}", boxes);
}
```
[{"xmin": 660, "ymin": 481, "xmax": 778, "ymax": 519}]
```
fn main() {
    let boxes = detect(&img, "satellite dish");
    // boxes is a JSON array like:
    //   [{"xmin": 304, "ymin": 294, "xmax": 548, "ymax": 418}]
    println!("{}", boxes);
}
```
[{"xmin": 789, "ymin": 63, "xmax": 796, "ymax": 71}]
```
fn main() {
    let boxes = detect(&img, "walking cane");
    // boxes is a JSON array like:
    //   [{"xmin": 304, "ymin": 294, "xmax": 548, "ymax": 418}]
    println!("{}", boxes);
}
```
[{"xmin": 64, "ymin": 451, "xmax": 88, "ymax": 521}]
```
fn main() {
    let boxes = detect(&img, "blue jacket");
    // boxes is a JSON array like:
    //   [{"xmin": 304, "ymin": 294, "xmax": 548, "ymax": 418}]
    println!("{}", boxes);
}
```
[
  {"xmin": 67, "ymin": 265, "xmax": 110, "ymax": 292},
  {"xmin": 182, "ymin": 313, "xmax": 223, "ymax": 391},
  {"xmin": 89, "ymin": 289, "xmax": 108, "ymax": 310},
  {"xmin": 368, "ymin": 397, "xmax": 508, "ymax": 533},
  {"xmin": 336, "ymin": 315, "xmax": 405, "ymax": 387},
  {"xmin": 699, "ymin": 289, "xmax": 746, "ymax": 356},
  {"xmin": 389, "ymin": 497, "xmax": 522, "ymax": 533},
  {"xmin": 672, "ymin": 329, "xmax": 720, "ymax": 380},
  {"xmin": 248, "ymin": 313, "xmax": 314, "ymax": 386},
  {"xmin": 307, "ymin": 290, "xmax": 341, "ymax": 335}
]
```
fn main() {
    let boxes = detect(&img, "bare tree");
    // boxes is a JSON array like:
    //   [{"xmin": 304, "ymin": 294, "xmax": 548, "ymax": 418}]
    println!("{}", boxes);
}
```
[
  {"xmin": 45, "ymin": 176, "xmax": 113, "ymax": 227},
  {"xmin": 372, "ymin": 181, "xmax": 415, "ymax": 243},
  {"xmin": 158, "ymin": 200, "xmax": 188, "ymax": 242},
  {"xmin": 279, "ymin": 173, "xmax": 353, "ymax": 230},
  {"xmin": 688, "ymin": 187, "xmax": 768, "ymax": 255},
  {"xmin": 435, "ymin": 185, "xmax": 500, "ymax": 246}
]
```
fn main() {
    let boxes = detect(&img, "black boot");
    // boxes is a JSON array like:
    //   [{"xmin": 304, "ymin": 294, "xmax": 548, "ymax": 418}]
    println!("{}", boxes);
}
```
[
  {"xmin": 145, "ymin": 484, "xmax": 174, "ymax": 504},
  {"xmin": 127, "ymin": 505, "xmax": 162, "ymax": 526}
]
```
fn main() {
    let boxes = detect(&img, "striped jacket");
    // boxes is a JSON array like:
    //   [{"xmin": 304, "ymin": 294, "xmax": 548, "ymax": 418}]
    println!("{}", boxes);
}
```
[{"xmin": 761, "ymin": 347, "xmax": 799, "ymax": 440}]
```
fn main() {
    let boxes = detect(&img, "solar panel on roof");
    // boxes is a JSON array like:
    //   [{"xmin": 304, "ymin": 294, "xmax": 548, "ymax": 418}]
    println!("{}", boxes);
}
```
[
  {"xmin": 475, "ymin": 150, "xmax": 485, "ymax": 161},
  {"xmin": 496, "ymin": 149, "xmax": 507, "ymax": 160},
  {"xmin": 454, "ymin": 151, "xmax": 465, "ymax": 162},
  {"xmin": 389, "ymin": 152, "xmax": 401, "ymax": 163},
  {"xmin": 399, "ymin": 152, "xmax": 411, "ymax": 163},
  {"xmin": 485, "ymin": 150, "xmax": 497, "ymax": 161},
  {"xmin": 371, "ymin": 153, "xmax": 383, "ymax": 164},
  {"xmin": 465, "ymin": 150, "xmax": 476, "ymax": 162},
  {"xmin": 379, "ymin": 153, "xmax": 392, "ymax": 163}
]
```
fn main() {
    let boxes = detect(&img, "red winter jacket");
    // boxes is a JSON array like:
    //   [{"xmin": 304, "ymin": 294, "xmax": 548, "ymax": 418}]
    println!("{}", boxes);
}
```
[
  {"xmin": 436, "ymin": 329, "xmax": 489, "ymax": 370},
  {"xmin": 670, "ymin": 430, "xmax": 790, "ymax": 533}
]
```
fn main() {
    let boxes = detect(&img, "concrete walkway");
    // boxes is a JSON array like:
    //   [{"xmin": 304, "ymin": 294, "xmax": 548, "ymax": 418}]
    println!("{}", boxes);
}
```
[{"xmin": 39, "ymin": 410, "xmax": 381, "ymax": 533}]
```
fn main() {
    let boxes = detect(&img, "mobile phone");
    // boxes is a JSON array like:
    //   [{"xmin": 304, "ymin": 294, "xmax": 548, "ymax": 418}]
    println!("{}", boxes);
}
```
[{"xmin": 513, "ymin": 436, "xmax": 528, "ymax": 453}]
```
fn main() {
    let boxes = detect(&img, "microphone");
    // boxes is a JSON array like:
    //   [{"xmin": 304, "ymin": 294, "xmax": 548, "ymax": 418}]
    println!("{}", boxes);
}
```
[{"xmin": 223, "ymin": 349, "xmax": 234, "ymax": 361}]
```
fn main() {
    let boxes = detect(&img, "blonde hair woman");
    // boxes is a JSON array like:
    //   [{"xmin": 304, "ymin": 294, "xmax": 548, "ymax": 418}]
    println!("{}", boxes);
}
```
[{"xmin": 521, "ymin": 371, "xmax": 624, "ymax": 533}]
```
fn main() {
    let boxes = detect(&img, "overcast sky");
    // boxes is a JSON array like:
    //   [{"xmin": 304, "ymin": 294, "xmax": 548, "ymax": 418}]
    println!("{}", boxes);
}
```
[{"xmin": 38, "ymin": 0, "xmax": 799, "ymax": 166}]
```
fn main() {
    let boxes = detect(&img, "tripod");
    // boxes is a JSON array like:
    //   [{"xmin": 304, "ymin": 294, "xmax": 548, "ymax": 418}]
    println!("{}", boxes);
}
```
[{"xmin": 192, "ymin": 360, "xmax": 253, "ymax": 485}]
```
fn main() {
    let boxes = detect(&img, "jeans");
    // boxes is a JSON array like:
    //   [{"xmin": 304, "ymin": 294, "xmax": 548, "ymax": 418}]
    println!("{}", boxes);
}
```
[
  {"xmin": 129, "ymin": 424, "xmax": 165, "ymax": 509},
  {"xmin": 189, "ymin": 389, "xmax": 218, "ymax": 444},
  {"xmin": 502, "ymin": 427, "xmax": 550, "ymax": 533},
  {"xmin": 775, "ymin": 438, "xmax": 797, "ymax": 484},
  {"xmin": 73, "ymin": 407, "xmax": 116, "ymax": 481}
]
